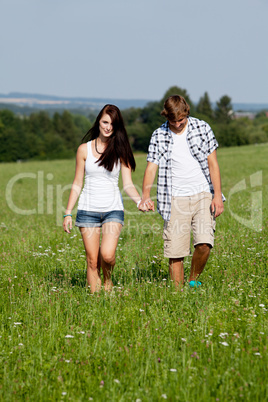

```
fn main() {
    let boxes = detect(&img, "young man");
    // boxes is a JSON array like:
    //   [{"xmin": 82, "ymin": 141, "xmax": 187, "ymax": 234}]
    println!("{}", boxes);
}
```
[{"xmin": 139, "ymin": 95, "xmax": 224, "ymax": 288}]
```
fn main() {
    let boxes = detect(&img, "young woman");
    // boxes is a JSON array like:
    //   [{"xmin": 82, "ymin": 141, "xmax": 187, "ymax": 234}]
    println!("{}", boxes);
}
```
[{"xmin": 63, "ymin": 104, "xmax": 142, "ymax": 293}]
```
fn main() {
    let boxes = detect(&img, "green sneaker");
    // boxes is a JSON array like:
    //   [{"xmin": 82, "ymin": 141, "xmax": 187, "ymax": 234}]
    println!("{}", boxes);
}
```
[{"xmin": 189, "ymin": 280, "xmax": 202, "ymax": 288}]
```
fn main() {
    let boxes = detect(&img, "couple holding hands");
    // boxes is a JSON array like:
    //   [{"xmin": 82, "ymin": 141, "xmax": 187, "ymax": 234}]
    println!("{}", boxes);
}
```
[{"xmin": 63, "ymin": 95, "xmax": 224, "ymax": 293}]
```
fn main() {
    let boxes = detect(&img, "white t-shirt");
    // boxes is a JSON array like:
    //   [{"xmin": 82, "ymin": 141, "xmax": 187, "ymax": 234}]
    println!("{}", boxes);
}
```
[
  {"xmin": 77, "ymin": 141, "xmax": 124, "ymax": 212},
  {"xmin": 170, "ymin": 124, "xmax": 210, "ymax": 196}
]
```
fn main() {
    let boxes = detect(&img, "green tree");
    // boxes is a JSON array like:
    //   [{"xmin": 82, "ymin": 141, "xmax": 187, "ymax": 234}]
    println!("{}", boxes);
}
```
[
  {"xmin": 53, "ymin": 111, "xmax": 79, "ymax": 151},
  {"xmin": 122, "ymin": 107, "xmax": 142, "ymax": 126},
  {"xmin": 196, "ymin": 92, "xmax": 214, "ymax": 119},
  {"xmin": 43, "ymin": 131, "xmax": 70, "ymax": 158},
  {"xmin": 126, "ymin": 122, "xmax": 152, "ymax": 152},
  {"xmin": 140, "ymin": 101, "xmax": 165, "ymax": 132},
  {"xmin": 161, "ymin": 86, "xmax": 195, "ymax": 113},
  {"xmin": 26, "ymin": 111, "xmax": 52, "ymax": 139},
  {"xmin": 215, "ymin": 95, "xmax": 233, "ymax": 123},
  {"xmin": 0, "ymin": 109, "xmax": 17, "ymax": 127},
  {"xmin": 216, "ymin": 119, "xmax": 250, "ymax": 147},
  {"xmin": 73, "ymin": 114, "xmax": 92, "ymax": 138},
  {"xmin": 0, "ymin": 110, "xmax": 27, "ymax": 161}
]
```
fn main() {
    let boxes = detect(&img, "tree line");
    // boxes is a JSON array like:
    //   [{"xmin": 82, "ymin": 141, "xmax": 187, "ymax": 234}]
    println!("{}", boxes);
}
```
[{"xmin": 0, "ymin": 86, "xmax": 267, "ymax": 162}]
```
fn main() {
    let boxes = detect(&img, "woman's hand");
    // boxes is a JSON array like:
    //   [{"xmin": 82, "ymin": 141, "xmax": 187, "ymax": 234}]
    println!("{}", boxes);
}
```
[
  {"xmin": 63, "ymin": 216, "xmax": 72, "ymax": 234},
  {"xmin": 139, "ymin": 197, "xmax": 155, "ymax": 212}
]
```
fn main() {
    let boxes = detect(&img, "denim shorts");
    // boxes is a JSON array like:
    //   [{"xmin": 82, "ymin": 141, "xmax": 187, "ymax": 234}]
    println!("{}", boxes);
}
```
[{"xmin": 75, "ymin": 209, "xmax": 124, "ymax": 227}]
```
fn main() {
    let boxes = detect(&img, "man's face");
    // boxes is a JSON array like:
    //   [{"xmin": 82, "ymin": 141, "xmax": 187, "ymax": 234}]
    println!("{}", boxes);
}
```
[{"xmin": 168, "ymin": 116, "xmax": 188, "ymax": 134}]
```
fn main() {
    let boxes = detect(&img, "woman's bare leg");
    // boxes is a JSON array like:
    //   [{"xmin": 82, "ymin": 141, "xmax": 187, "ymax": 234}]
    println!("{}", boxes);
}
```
[
  {"xmin": 100, "ymin": 222, "xmax": 122, "ymax": 291},
  {"xmin": 80, "ymin": 227, "xmax": 101, "ymax": 293}
]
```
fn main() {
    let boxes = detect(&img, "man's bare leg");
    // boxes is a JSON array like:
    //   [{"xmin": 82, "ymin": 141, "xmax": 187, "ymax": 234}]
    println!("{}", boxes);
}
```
[
  {"xmin": 169, "ymin": 258, "xmax": 184, "ymax": 288},
  {"xmin": 189, "ymin": 243, "xmax": 211, "ymax": 282}
]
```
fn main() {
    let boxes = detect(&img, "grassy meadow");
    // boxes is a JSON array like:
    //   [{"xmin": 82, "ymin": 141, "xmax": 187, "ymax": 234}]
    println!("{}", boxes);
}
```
[{"xmin": 0, "ymin": 144, "xmax": 267, "ymax": 401}]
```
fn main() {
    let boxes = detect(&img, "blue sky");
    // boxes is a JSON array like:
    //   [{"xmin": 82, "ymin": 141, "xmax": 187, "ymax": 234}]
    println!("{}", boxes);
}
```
[{"xmin": 1, "ymin": 0, "xmax": 267, "ymax": 103}]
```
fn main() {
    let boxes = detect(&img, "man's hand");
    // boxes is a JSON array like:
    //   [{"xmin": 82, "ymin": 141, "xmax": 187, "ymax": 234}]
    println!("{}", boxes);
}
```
[
  {"xmin": 139, "ymin": 162, "xmax": 158, "ymax": 213},
  {"xmin": 207, "ymin": 150, "xmax": 224, "ymax": 218},
  {"xmin": 139, "ymin": 198, "xmax": 155, "ymax": 212},
  {"xmin": 211, "ymin": 196, "xmax": 224, "ymax": 218}
]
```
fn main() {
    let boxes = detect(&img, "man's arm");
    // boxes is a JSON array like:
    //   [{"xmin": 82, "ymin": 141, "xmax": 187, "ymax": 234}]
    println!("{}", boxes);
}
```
[
  {"xmin": 139, "ymin": 161, "xmax": 158, "ymax": 211},
  {"xmin": 207, "ymin": 150, "xmax": 224, "ymax": 217}
]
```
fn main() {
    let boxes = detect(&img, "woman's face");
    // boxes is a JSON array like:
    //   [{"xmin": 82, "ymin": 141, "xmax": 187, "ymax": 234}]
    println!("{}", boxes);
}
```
[{"xmin": 99, "ymin": 113, "xmax": 113, "ymax": 138}]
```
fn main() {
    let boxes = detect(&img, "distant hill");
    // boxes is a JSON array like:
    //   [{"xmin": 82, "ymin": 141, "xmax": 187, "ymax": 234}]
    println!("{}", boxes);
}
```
[
  {"xmin": 0, "ymin": 92, "xmax": 268, "ymax": 115},
  {"xmin": 229, "ymin": 103, "xmax": 268, "ymax": 112},
  {"xmin": 0, "ymin": 92, "xmax": 152, "ymax": 113}
]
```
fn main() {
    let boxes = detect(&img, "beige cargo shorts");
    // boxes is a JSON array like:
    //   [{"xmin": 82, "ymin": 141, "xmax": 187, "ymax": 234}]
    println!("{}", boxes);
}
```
[{"xmin": 163, "ymin": 192, "xmax": 216, "ymax": 258}]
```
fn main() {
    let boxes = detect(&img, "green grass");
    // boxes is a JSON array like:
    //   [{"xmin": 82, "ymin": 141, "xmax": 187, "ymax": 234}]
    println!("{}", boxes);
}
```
[{"xmin": 0, "ymin": 144, "xmax": 267, "ymax": 401}]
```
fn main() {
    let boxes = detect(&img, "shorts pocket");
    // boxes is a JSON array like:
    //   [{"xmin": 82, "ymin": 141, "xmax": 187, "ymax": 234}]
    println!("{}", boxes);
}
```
[
  {"xmin": 162, "ymin": 221, "xmax": 170, "ymax": 241},
  {"xmin": 211, "ymin": 215, "xmax": 216, "ymax": 233}
]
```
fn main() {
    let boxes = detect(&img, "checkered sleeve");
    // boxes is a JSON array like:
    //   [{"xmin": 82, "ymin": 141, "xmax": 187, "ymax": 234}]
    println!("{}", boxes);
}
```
[
  {"xmin": 147, "ymin": 131, "xmax": 160, "ymax": 165},
  {"xmin": 206, "ymin": 123, "xmax": 218, "ymax": 156}
]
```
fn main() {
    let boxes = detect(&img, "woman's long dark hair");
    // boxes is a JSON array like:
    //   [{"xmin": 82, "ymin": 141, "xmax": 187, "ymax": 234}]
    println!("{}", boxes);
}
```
[{"xmin": 81, "ymin": 104, "xmax": 136, "ymax": 172}]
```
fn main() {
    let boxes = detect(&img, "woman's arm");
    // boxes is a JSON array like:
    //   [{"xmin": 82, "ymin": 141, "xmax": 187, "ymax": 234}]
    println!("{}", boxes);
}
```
[
  {"xmin": 121, "ymin": 163, "xmax": 142, "ymax": 206},
  {"xmin": 63, "ymin": 143, "xmax": 87, "ymax": 233}
]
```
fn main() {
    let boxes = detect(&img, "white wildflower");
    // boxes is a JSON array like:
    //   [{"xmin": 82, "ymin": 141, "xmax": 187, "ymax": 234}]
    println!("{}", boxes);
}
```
[
  {"xmin": 65, "ymin": 335, "xmax": 74, "ymax": 338},
  {"xmin": 220, "ymin": 342, "xmax": 229, "ymax": 346},
  {"xmin": 233, "ymin": 333, "xmax": 240, "ymax": 338},
  {"xmin": 170, "ymin": 368, "xmax": 177, "ymax": 372}
]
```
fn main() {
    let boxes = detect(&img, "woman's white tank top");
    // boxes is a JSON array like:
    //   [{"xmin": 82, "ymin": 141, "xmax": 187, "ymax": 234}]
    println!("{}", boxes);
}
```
[{"xmin": 77, "ymin": 141, "xmax": 124, "ymax": 212}]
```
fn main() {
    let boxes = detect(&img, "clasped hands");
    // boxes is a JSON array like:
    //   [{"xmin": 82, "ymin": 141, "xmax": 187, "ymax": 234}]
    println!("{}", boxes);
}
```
[{"xmin": 138, "ymin": 198, "xmax": 155, "ymax": 212}]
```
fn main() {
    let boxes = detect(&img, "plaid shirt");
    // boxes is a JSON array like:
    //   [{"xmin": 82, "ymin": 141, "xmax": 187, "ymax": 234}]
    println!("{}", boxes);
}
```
[{"xmin": 147, "ymin": 117, "xmax": 225, "ymax": 221}]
